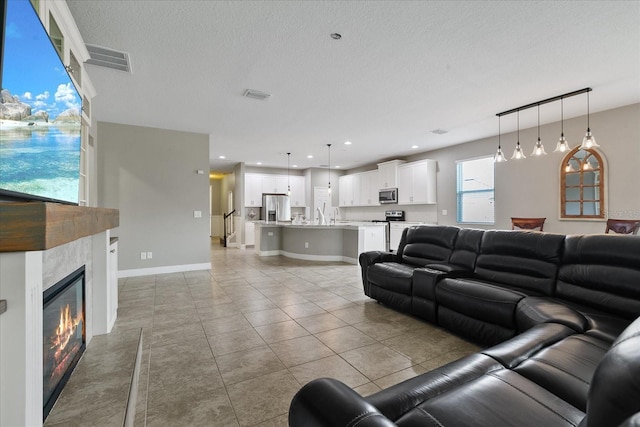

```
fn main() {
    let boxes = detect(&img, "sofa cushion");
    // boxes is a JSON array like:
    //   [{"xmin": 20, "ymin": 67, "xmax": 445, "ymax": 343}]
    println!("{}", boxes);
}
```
[
  {"xmin": 367, "ymin": 262, "xmax": 414, "ymax": 296},
  {"xmin": 557, "ymin": 234, "xmax": 640, "ymax": 320},
  {"xmin": 475, "ymin": 230, "xmax": 565, "ymax": 295},
  {"xmin": 399, "ymin": 225, "xmax": 459, "ymax": 267},
  {"xmin": 513, "ymin": 334, "xmax": 610, "ymax": 411},
  {"xmin": 397, "ymin": 369, "xmax": 584, "ymax": 427}
]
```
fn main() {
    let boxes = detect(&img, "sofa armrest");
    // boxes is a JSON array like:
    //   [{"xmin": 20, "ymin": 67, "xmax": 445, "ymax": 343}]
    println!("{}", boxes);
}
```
[
  {"xmin": 413, "ymin": 267, "xmax": 449, "ymax": 300},
  {"xmin": 359, "ymin": 251, "xmax": 396, "ymax": 267},
  {"xmin": 425, "ymin": 262, "xmax": 475, "ymax": 278},
  {"xmin": 289, "ymin": 378, "xmax": 396, "ymax": 427},
  {"xmin": 359, "ymin": 251, "xmax": 396, "ymax": 296}
]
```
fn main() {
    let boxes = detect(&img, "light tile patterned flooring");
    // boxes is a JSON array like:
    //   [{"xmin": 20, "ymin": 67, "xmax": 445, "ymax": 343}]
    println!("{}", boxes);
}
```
[{"xmin": 117, "ymin": 242, "xmax": 479, "ymax": 426}]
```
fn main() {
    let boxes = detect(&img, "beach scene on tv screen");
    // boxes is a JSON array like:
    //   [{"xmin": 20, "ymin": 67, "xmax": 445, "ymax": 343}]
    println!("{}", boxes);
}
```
[{"xmin": 0, "ymin": 0, "xmax": 81, "ymax": 204}]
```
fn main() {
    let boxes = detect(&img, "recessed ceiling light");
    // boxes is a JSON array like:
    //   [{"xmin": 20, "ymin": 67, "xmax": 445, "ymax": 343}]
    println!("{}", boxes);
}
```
[
  {"xmin": 335, "ymin": 165, "xmax": 341, "ymax": 168},
  {"xmin": 256, "ymin": 162, "xmax": 262, "ymax": 165},
  {"xmin": 307, "ymin": 155, "xmax": 313, "ymax": 159},
  {"xmin": 292, "ymin": 165, "xmax": 298, "ymax": 168},
  {"xmin": 411, "ymin": 145, "xmax": 419, "ymax": 149},
  {"xmin": 330, "ymin": 33, "xmax": 342, "ymax": 40},
  {"xmin": 344, "ymin": 141, "xmax": 352, "ymax": 145},
  {"xmin": 219, "ymin": 155, "xmax": 226, "ymax": 159}
]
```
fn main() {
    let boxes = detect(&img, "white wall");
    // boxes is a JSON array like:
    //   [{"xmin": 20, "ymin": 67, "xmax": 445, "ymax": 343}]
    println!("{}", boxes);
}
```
[
  {"xmin": 407, "ymin": 103, "xmax": 640, "ymax": 233},
  {"xmin": 338, "ymin": 103, "xmax": 640, "ymax": 233},
  {"xmin": 97, "ymin": 122, "xmax": 211, "ymax": 274}
]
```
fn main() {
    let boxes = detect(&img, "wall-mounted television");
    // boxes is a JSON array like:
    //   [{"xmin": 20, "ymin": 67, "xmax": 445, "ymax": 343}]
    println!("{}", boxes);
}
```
[{"xmin": 0, "ymin": 0, "xmax": 82, "ymax": 205}]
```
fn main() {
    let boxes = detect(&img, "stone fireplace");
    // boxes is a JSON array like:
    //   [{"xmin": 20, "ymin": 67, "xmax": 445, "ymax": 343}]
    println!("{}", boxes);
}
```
[{"xmin": 0, "ymin": 202, "xmax": 119, "ymax": 425}]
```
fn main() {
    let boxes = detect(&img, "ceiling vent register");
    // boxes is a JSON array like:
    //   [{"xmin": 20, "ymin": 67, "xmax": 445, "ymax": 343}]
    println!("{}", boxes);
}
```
[
  {"xmin": 243, "ymin": 89, "xmax": 271, "ymax": 100},
  {"xmin": 85, "ymin": 44, "xmax": 132, "ymax": 73}
]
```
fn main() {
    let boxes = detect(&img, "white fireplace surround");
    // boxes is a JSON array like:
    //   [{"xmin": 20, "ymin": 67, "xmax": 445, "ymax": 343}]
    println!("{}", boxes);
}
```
[{"xmin": 0, "ymin": 230, "xmax": 117, "ymax": 426}]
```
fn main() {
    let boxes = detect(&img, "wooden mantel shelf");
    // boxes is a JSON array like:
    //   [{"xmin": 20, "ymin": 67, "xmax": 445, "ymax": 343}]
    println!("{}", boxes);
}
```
[{"xmin": 0, "ymin": 202, "xmax": 119, "ymax": 252}]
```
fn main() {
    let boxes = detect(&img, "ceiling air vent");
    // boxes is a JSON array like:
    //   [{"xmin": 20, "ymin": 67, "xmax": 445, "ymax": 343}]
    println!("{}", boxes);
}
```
[
  {"xmin": 85, "ymin": 44, "xmax": 132, "ymax": 73},
  {"xmin": 243, "ymin": 89, "xmax": 271, "ymax": 100}
]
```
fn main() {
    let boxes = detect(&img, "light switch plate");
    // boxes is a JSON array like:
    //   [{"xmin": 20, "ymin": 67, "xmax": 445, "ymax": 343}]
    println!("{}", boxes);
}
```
[{"xmin": 194, "ymin": 210, "xmax": 202, "ymax": 218}]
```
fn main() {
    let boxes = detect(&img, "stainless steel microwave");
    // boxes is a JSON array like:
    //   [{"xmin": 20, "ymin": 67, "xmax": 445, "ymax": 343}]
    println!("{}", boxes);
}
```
[{"xmin": 379, "ymin": 188, "xmax": 398, "ymax": 204}]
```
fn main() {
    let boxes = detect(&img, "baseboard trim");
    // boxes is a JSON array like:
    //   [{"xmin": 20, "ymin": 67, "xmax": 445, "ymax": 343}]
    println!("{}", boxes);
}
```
[
  {"xmin": 257, "ymin": 250, "xmax": 356, "ymax": 265},
  {"xmin": 118, "ymin": 262, "xmax": 212, "ymax": 278}
]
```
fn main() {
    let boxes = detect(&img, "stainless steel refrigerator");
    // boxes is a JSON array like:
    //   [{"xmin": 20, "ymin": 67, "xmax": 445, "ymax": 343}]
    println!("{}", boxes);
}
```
[{"xmin": 262, "ymin": 194, "xmax": 291, "ymax": 222}]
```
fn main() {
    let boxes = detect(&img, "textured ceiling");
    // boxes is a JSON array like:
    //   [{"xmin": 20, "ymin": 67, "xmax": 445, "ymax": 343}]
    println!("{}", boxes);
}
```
[{"xmin": 66, "ymin": 0, "xmax": 640, "ymax": 172}]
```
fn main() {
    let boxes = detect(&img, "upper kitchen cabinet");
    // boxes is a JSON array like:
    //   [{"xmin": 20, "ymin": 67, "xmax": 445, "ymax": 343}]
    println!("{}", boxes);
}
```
[
  {"xmin": 339, "ymin": 174, "xmax": 355, "ymax": 207},
  {"xmin": 245, "ymin": 173, "xmax": 263, "ymax": 207},
  {"xmin": 339, "ymin": 171, "xmax": 379, "ymax": 207},
  {"xmin": 377, "ymin": 160, "xmax": 406, "ymax": 189},
  {"xmin": 397, "ymin": 159, "xmax": 437, "ymax": 205},
  {"xmin": 357, "ymin": 170, "xmax": 380, "ymax": 206},
  {"xmin": 245, "ymin": 173, "xmax": 307, "ymax": 207},
  {"xmin": 289, "ymin": 176, "xmax": 306, "ymax": 207},
  {"xmin": 261, "ymin": 175, "xmax": 289, "ymax": 194}
]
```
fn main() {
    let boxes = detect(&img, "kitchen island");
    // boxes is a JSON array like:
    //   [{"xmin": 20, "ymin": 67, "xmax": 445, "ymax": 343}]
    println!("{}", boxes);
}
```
[{"xmin": 254, "ymin": 222, "xmax": 386, "ymax": 264}]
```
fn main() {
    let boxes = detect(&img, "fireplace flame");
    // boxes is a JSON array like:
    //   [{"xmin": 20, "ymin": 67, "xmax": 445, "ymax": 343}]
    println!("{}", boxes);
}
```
[{"xmin": 50, "ymin": 304, "xmax": 83, "ymax": 361}]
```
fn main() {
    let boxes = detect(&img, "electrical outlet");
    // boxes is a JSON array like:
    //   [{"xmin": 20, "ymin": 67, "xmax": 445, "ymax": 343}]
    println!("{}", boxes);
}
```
[
  {"xmin": 442, "ymin": 209, "xmax": 448, "ymax": 216},
  {"xmin": 194, "ymin": 210, "xmax": 202, "ymax": 218},
  {"xmin": 147, "ymin": 252, "xmax": 153, "ymax": 259},
  {"xmin": 268, "ymin": 232, "xmax": 274, "ymax": 236},
  {"xmin": 140, "ymin": 252, "xmax": 147, "ymax": 260},
  {"xmin": 304, "ymin": 242, "xmax": 309, "ymax": 248}
]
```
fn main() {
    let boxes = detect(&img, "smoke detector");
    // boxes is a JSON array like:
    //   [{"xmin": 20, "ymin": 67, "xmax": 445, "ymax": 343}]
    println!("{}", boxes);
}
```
[
  {"xmin": 243, "ymin": 89, "xmax": 271, "ymax": 100},
  {"xmin": 85, "ymin": 44, "xmax": 131, "ymax": 73}
]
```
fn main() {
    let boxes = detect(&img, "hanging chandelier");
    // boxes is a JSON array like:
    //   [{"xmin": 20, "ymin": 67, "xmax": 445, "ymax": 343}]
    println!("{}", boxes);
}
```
[{"xmin": 494, "ymin": 88, "xmax": 597, "ymax": 164}]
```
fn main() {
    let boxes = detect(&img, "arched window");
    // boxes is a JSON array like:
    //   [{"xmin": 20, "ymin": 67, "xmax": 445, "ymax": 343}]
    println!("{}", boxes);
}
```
[{"xmin": 560, "ymin": 147, "xmax": 605, "ymax": 218}]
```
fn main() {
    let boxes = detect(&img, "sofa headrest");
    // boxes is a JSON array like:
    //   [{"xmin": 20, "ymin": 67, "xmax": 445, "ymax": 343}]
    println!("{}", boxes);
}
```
[
  {"xmin": 585, "ymin": 316, "xmax": 640, "ymax": 427},
  {"xmin": 474, "ymin": 230, "xmax": 566, "ymax": 295},
  {"xmin": 400, "ymin": 225, "xmax": 459, "ymax": 267},
  {"xmin": 449, "ymin": 228, "xmax": 484, "ymax": 270},
  {"xmin": 563, "ymin": 234, "xmax": 640, "ymax": 268},
  {"xmin": 556, "ymin": 235, "xmax": 640, "ymax": 319}
]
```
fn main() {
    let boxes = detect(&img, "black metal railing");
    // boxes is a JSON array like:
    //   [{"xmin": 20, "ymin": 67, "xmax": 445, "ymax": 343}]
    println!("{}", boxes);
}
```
[{"xmin": 223, "ymin": 209, "xmax": 236, "ymax": 247}]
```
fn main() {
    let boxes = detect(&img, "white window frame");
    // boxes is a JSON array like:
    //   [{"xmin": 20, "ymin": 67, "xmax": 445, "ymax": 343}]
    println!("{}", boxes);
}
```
[{"xmin": 456, "ymin": 156, "xmax": 495, "ymax": 225}]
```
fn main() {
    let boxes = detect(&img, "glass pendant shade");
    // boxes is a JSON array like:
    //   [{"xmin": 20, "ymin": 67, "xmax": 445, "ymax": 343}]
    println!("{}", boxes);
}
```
[
  {"xmin": 511, "ymin": 142, "xmax": 526, "ymax": 159},
  {"xmin": 531, "ymin": 138, "xmax": 547, "ymax": 156},
  {"xmin": 531, "ymin": 105, "xmax": 547, "ymax": 156},
  {"xmin": 554, "ymin": 134, "xmax": 570, "ymax": 152},
  {"xmin": 580, "ymin": 129, "xmax": 599, "ymax": 149},
  {"xmin": 579, "ymin": 91, "xmax": 599, "ymax": 150}
]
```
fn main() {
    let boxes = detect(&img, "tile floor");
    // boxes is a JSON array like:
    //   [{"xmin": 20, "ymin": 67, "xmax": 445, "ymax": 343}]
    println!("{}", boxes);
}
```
[{"xmin": 116, "ymin": 242, "xmax": 479, "ymax": 426}]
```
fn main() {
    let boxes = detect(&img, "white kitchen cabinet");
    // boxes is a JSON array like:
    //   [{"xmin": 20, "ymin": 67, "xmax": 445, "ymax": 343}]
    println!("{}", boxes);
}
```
[
  {"xmin": 378, "ymin": 160, "xmax": 406, "ymax": 189},
  {"xmin": 397, "ymin": 160, "xmax": 437, "ymax": 205},
  {"xmin": 245, "ymin": 221, "xmax": 255, "ymax": 246},
  {"xmin": 357, "ymin": 170, "xmax": 380, "ymax": 206},
  {"xmin": 261, "ymin": 175, "xmax": 289, "ymax": 194},
  {"xmin": 289, "ymin": 176, "xmax": 306, "ymax": 207},
  {"xmin": 339, "ymin": 175, "xmax": 355, "ymax": 207},
  {"xmin": 245, "ymin": 173, "xmax": 263, "ymax": 207}
]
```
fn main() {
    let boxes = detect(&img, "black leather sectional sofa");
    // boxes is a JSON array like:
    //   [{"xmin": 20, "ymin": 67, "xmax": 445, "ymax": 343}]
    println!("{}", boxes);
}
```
[{"xmin": 288, "ymin": 225, "xmax": 640, "ymax": 427}]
